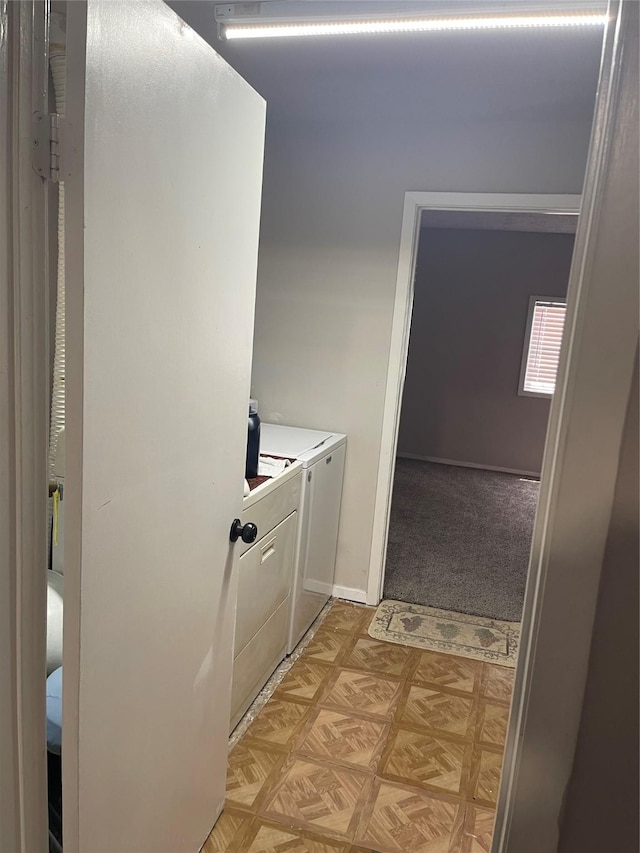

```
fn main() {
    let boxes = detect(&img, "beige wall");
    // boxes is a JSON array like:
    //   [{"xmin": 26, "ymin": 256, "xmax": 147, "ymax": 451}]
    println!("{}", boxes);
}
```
[
  {"xmin": 558, "ymin": 352, "xmax": 639, "ymax": 853},
  {"xmin": 250, "ymin": 117, "xmax": 592, "ymax": 594},
  {"xmin": 398, "ymin": 227, "xmax": 575, "ymax": 474}
]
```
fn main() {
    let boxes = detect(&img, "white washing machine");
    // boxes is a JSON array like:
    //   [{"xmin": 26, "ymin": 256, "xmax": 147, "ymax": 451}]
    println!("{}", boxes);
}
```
[{"xmin": 260, "ymin": 424, "xmax": 347, "ymax": 653}]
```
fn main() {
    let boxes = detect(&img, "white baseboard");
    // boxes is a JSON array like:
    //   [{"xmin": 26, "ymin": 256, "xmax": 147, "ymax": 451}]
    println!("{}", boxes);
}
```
[
  {"xmin": 396, "ymin": 453, "xmax": 540, "ymax": 479},
  {"xmin": 332, "ymin": 585, "xmax": 368, "ymax": 604},
  {"xmin": 304, "ymin": 579, "xmax": 334, "ymax": 596}
]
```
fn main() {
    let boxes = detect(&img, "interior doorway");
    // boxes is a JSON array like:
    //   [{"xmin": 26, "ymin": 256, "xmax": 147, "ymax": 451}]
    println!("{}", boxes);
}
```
[
  {"xmin": 383, "ymin": 207, "xmax": 577, "ymax": 622},
  {"xmin": 368, "ymin": 193, "xmax": 581, "ymax": 609}
]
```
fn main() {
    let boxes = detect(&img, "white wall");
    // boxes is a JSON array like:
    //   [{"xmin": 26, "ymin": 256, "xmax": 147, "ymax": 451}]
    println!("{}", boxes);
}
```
[{"xmin": 251, "ymin": 114, "xmax": 594, "ymax": 595}]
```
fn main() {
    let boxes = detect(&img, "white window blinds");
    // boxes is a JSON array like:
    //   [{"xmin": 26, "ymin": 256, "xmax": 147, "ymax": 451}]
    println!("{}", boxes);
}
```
[{"xmin": 520, "ymin": 298, "xmax": 567, "ymax": 396}]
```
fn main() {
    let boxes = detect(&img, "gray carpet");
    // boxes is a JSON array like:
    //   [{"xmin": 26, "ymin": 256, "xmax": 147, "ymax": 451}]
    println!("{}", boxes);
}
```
[{"xmin": 383, "ymin": 459, "xmax": 539, "ymax": 622}]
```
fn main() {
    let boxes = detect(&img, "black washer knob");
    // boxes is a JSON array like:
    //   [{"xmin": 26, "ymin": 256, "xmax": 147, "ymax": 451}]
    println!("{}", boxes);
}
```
[{"xmin": 230, "ymin": 519, "xmax": 258, "ymax": 544}]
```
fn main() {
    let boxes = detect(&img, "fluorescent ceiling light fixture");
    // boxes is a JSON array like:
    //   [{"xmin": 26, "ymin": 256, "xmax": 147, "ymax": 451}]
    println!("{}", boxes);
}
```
[{"xmin": 222, "ymin": 13, "xmax": 608, "ymax": 40}]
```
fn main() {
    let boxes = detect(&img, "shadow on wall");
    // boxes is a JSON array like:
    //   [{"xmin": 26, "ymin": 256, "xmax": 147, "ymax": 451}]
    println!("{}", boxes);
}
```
[
  {"xmin": 558, "ymin": 352, "xmax": 639, "ymax": 853},
  {"xmin": 397, "ymin": 227, "xmax": 575, "ymax": 475}
]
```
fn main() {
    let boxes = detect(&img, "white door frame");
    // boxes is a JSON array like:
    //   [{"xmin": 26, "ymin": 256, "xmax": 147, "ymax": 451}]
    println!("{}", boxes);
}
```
[
  {"xmin": 0, "ymin": 1, "xmax": 50, "ymax": 851},
  {"xmin": 366, "ymin": 190, "xmax": 581, "ymax": 607}
]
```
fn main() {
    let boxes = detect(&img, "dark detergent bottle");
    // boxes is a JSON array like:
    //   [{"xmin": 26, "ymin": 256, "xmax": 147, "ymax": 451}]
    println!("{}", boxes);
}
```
[{"xmin": 246, "ymin": 399, "xmax": 261, "ymax": 479}]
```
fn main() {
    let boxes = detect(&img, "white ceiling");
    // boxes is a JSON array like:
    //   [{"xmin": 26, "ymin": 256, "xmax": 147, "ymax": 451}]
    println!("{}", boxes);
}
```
[{"xmin": 170, "ymin": 1, "xmax": 604, "ymax": 124}]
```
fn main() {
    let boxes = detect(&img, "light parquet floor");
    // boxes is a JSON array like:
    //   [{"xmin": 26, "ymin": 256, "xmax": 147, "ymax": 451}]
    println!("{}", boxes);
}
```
[{"xmin": 204, "ymin": 602, "xmax": 515, "ymax": 853}]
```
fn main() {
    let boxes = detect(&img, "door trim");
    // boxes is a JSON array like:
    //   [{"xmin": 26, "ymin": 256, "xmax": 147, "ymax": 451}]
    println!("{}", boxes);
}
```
[
  {"xmin": 367, "ymin": 189, "xmax": 581, "ymax": 607},
  {"xmin": 496, "ymin": 3, "xmax": 637, "ymax": 850},
  {"xmin": 1, "ymin": 2, "xmax": 50, "ymax": 850}
]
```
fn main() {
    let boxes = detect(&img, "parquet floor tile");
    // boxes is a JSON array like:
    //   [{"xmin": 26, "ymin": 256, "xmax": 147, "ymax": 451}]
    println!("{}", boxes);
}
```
[
  {"xmin": 461, "ymin": 805, "xmax": 495, "ymax": 853},
  {"xmin": 214, "ymin": 601, "xmax": 514, "ymax": 853},
  {"xmin": 201, "ymin": 808, "xmax": 250, "ymax": 852},
  {"xmin": 245, "ymin": 697, "xmax": 309, "ymax": 747},
  {"xmin": 381, "ymin": 728, "xmax": 469, "ymax": 795},
  {"xmin": 412, "ymin": 651, "xmax": 481, "ymax": 695},
  {"xmin": 304, "ymin": 629, "xmax": 351, "ymax": 664},
  {"xmin": 476, "ymin": 701, "xmax": 509, "ymax": 749},
  {"xmin": 321, "ymin": 668, "xmax": 403, "ymax": 720},
  {"xmin": 295, "ymin": 707, "xmax": 388, "ymax": 771},
  {"xmin": 276, "ymin": 660, "xmax": 334, "ymax": 703},
  {"xmin": 343, "ymin": 638, "xmax": 413, "ymax": 678},
  {"xmin": 226, "ymin": 743, "xmax": 283, "ymax": 809},
  {"xmin": 469, "ymin": 748, "xmax": 504, "ymax": 807},
  {"xmin": 480, "ymin": 664, "xmax": 514, "ymax": 705},
  {"xmin": 241, "ymin": 820, "xmax": 350, "ymax": 852},
  {"xmin": 357, "ymin": 778, "xmax": 464, "ymax": 853},
  {"xmin": 357, "ymin": 607, "xmax": 376, "ymax": 636},
  {"xmin": 260, "ymin": 756, "xmax": 371, "ymax": 840},
  {"xmin": 400, "ymin": 685, "xmax": 475, "ymax": 738},
  {"xmin": 321, "ymin": 603, "xmax": 370, "ymax": 635}
]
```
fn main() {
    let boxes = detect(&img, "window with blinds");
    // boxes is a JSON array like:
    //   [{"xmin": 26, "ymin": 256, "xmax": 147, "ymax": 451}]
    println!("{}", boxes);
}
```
[{"xmin": 519, "ymin": 297, "xmax": 567, "ymax": 397}]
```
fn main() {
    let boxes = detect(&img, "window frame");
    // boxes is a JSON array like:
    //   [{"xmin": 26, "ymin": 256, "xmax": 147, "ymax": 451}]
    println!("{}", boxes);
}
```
[{"xmin": 518, "ymin": 295, "xmax": 567, "ymax": 399}]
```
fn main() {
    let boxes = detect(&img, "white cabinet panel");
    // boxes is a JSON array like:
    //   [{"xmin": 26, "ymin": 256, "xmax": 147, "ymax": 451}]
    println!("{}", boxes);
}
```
[
  {"xmin": 238, "ymin": 469, "xmax": 301, "ymax": 557},
  {"xmin": 230, "ymin": 596, "xmax": 289, "ymax": 730},
  {"xmin": 303, "ymin": 444, "xmax": 346, "ymax": 598},
  {"xmin": 235, "ymin": 511, "xmax": 296, "ymax": 656}
]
